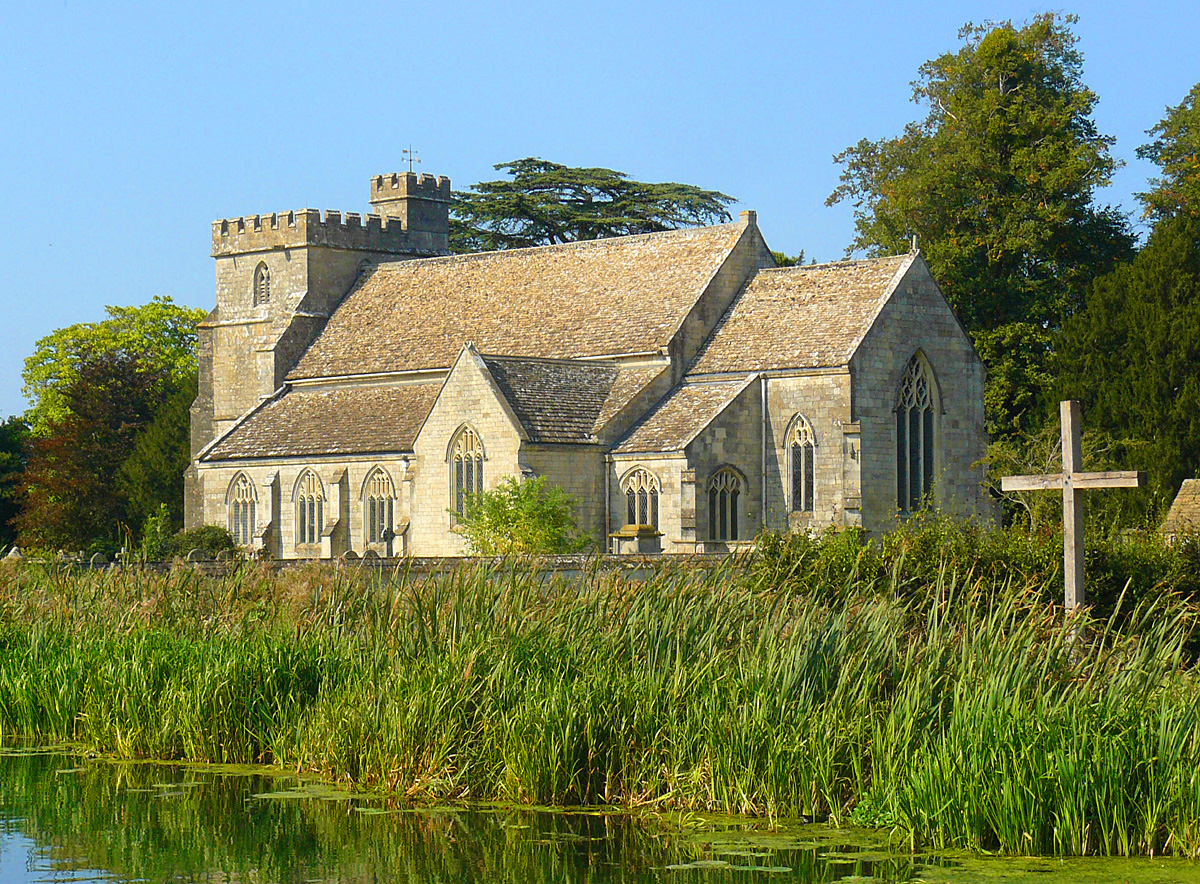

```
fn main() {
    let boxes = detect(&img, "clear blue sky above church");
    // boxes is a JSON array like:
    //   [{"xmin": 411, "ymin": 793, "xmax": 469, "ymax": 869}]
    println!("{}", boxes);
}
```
[{"xmin": 0, "ymin": 0, "xmax": 1196, "ymax": 419}]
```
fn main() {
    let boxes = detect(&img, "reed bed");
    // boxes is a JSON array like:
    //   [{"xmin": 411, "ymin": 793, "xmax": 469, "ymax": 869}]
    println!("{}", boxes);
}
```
[{"xmin": 0, "ymin": 525, "xmax": 1198, "ymax": 857}]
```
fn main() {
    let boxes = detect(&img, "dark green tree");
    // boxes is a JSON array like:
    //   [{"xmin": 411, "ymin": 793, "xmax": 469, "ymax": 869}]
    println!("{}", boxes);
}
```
[
  {"xmin": 0, "ymin": 417, "xmax": 29, "ymax": 549},
  {"xmin": 119, "ymin": 372, "xmax": 197, "ymax": 535},
  {"xmin": 16, "ymin": 350, "xmax": 166, "ymax": 551},
  {"xmin": 827, "ymin": 14, "xmax": 1133, "ymax": 334},
  {"xmin": 450, "ymin": 158, "xmax": 735, "ymax": 252},
  {"xmin": 1137, "ymin": 81, "xmax": 1200, "ymax": 223},
  {"xmin": 1056, "ymin": 214, "xmax": 1200, "ymax": 512}
]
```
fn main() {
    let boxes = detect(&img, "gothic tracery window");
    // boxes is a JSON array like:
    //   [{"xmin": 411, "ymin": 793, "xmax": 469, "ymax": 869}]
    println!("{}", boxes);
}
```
[
  {"xmin": 622, "ymin": 468, "xmax": 660, "ymax": 529},
  {"xmin": 364, "ymin": 467, "xmax": 396, "ymax": 545},
  {"xmin": 788, "ymin": 415, "xmax": 816, "ymax": 514},
  {"xmin": 896, "ymin": 354, "xmax": 937, "ymax": 513},
  {"xmin": 708, "ymin": 468, "xmax": 743, "ymax": 541},
  {"xmin": 295, "ymin": 470, "xmax": 324, "ymax": 547},
  {"xmin": 450, "ymin": 427, "xmax": 485, "ymax": 519},
  {"xmin": 227, "ymin": 473, "xmax": 257, "ymax": 546},
  {"xmin": 253, "ymin": 262, "xmax": 271, "ymax": 306}
]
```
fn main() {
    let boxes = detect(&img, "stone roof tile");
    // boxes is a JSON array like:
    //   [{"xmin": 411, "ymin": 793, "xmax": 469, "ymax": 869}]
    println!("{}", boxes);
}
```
[
  {"xmin": 615, "ymin": 378, "xmax": 753, "ymax": 453},
  {"xmin": 203, "ymin": 383, "xmax": 440, "ymax": 461},
  {"xmin": 289, "ymin": 224, "xmax": 746, "ymax": 380},
  {"xmin": 688, "ymin": 255, "xmax": 910, "ymax": 374},
  {"xmin": 481, "ymin": 356, "xmax": 663, "ymax": 444}
]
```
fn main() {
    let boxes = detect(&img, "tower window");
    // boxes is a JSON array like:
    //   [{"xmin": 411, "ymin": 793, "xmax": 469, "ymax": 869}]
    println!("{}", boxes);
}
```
[{"xmin": 253, "ymin": 262, "xmax": 271, "ymax": 306}]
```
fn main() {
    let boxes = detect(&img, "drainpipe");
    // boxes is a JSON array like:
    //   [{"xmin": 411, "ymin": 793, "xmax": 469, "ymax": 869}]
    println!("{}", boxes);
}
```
[
  {"xmin": 604, "ymin": 452, "xmax": 612, "ymax": 553},
  {"xmin": 761, "ymin": 374, "xmax": 768, "ymax": 531}
]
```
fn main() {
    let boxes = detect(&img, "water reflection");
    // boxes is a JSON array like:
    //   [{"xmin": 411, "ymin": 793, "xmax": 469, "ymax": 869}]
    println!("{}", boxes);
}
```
[{"xmin": 1, "ymin": 749, "xmax": 1197, "ymax": 884}]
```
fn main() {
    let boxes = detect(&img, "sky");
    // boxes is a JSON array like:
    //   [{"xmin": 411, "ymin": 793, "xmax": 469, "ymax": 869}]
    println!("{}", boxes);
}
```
[{"xmin": 0, "ymin": 0, "xmax": 1197, "ymax": 419}]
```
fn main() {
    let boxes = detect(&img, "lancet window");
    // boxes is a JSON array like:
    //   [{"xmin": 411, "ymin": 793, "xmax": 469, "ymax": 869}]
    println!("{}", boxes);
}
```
[
  {"xmin": 253, "ymin": 262, "xmax": 270, "ymax": 306},
  {"xmin": 896, "ymin": 354, "xmax": 937, "ymax": 513},
  {"xmin": 364, "ymin": 467, "xmax": 396, "ymax": 545},
  {"xmin": 295, "ymin": 470, "xmax": 324, "ymax": 547},
  {"xmin": 788, "ymin": 415, "xmax": 816, "ymax": 514},
  {"xmin": 227, "ymin": 473, "xmax": 257, "ymax": 547},
  {"xmin": 708, "ymin": 468, "xmax": 743, "ymax": 541},
  {"xmin": 451, "ymin": 427, "xmax": 485, "ymax": 519},
  {"xmin": 622, "ymin": 468, "xmax": 660, "ymax": 529}
]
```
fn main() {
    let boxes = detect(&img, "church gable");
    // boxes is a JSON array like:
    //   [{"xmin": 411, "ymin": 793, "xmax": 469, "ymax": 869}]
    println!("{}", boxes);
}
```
[
  {"xmin": 615, "ymin": 376, "xmax": 757, "ymax": 454},
  {"xmin": 287, "ymin": 222, "xmax": 751, "ymax": 381}
]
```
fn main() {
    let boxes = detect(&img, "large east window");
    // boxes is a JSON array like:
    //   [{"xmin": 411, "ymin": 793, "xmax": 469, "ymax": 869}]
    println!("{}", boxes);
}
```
[{"xmin": 896, "ymin": 354, "xmax": 936, "ymax": 513}]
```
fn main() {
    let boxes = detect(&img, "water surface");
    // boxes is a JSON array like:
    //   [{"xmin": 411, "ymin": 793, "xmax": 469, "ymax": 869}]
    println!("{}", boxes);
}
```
[{"xmin": 0, "ymin": 748, "xmax": 1196, "ymax": 883}]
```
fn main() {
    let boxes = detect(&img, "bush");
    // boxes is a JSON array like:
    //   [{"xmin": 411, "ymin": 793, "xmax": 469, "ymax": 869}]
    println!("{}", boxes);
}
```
[
  {"xmin": 168, "ymin": 525, "xmax": 239, "ymax": 560},
  {"xmin": 456, "ymin": 476, "xmax": 590, "ymax": 556}
]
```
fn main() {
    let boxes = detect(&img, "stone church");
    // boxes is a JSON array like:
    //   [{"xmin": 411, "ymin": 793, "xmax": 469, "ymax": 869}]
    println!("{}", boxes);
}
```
[{"xmin": 185, "ymin": 171, "xmax": 991, "ymax": 557}]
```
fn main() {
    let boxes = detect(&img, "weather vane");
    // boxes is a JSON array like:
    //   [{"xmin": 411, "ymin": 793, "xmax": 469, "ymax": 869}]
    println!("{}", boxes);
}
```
[{"xmin": 402, "ymin": 146, "xmax": 421, "ymax": 174}]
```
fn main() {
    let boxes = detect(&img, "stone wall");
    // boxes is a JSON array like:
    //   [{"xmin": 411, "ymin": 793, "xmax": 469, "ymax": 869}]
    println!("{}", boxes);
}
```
[
  {"xmin": 850, "ymin": 257, "xmax": 992, "ymax": 532},
  {"xmin": 684, "ymin": 380, "xmax": 763, "ymax": 546}
]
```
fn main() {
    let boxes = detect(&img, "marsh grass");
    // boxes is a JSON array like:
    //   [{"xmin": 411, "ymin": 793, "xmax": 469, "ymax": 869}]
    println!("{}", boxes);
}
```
[{"xmin": 0, "ymin": 522, "xmax": 1198, "ymax": 857}]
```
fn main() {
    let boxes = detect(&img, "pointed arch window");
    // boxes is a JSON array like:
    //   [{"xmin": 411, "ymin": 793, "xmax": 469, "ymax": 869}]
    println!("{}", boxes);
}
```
[
  {"xmin": 622, "ymin": 468, "xmax": 660, "ymax": 529},
  {"xmin": 253, "ymin": 262, "xmax": 271, "ymax": 306},
  {"xmin": 708, "ymin": 468, "xmax": 743, "ymax": 541},
  {"xmin": 227, "ymin": 473, "xmax": 257, "ymax": 546},
  {"xmin": 364, "ymin": 467, "xmax": 396, "ymax": 545},
  {"xmin": 896, "ymin": 354, "xmax": 937, "ymax": 513},
  {"xmin": 788, "ymin": 415, "xmax": 816, "ymax": 514},
  {"xmin": 450, "ymin": 427, "xmax": 485, "ymax": 519},
  {"xmin": 295, "ymin": 470, "xmax": 324, "ymax": 547}
]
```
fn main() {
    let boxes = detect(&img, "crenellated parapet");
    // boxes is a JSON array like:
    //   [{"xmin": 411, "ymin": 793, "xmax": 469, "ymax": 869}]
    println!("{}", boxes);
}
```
[
  {"xmin": 370, "ymin": 172, "xmax": 452, "ymax": 207},
  {"xmin": 211, "ymin": 208, "xmax": 428, "ymax": 257}
]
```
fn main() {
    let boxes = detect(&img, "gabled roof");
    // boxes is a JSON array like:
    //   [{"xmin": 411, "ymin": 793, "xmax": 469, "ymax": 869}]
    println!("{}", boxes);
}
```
[
  {"xmin": 614, "ymin": 376, "xmax": 756, "ymax": 454},
  {"xmin": 1162, "ymin": 479, "xmax": 1200, "ymax": 537},
  {"xmin": 202, "ymin": 383, "xmax": 441, "ymax": 461},
  {"xmin": 288, "ymin": 223, "xmax": 748, "ymax": 380},
  {"xmin": 688, "ymin": 254, "xmax": 911, "ymax": 374},
  {"xmin": 480, "ymin": 355, "xmax": 663, "ymax": 444}
]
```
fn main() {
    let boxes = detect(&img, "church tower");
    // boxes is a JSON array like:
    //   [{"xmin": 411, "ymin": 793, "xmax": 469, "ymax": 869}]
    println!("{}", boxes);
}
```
[{"xmin": 184, "ymin": 173, "xmax": 452, "ymax": 527}]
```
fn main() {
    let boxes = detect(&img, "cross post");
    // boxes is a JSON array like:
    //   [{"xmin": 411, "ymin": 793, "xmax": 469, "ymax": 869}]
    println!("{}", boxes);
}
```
[{"xmin": 1000, "ymin": 401, "xmax": 1143, "ymax": 609}]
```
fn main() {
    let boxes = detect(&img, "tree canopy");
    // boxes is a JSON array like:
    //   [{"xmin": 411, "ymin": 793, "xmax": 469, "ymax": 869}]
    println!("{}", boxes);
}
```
[
  {"xmin": 827, "ymin": 14, "xmax": 1133, "ymax": 334},
  {"xmin": 1056, "ymin": 214, "xmax": 1200, "ymax": 508},
  {"xmin": 1137, "ymin": 81, "xmax": 1200, "ymax": 223},
  {"xmin": 22, "ymin": 295, "xmax": 206, "ymax": 436},
  {"xmin": 450, "ymin": 158, "xmax": 735, "ymax": 252}
]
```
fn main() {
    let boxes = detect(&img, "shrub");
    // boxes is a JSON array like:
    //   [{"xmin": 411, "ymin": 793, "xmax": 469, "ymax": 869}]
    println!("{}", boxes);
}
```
[
  {"xmin": 168, "ymin": 525, "xmax": 239, "ymax": 560},
  {"xmin": 456, "ymin": 476, "xmax": 590, "ymax": 556}
]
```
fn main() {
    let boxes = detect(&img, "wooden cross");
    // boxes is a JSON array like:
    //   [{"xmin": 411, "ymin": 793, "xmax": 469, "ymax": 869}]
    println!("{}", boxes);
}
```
[{"xmin": 1000, "ymin": 401, "xmax": 1144, "ymax": 609}]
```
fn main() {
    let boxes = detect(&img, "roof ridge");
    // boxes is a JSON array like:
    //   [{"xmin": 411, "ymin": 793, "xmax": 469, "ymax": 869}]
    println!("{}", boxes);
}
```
[
  {"xmin": 756, "ymin": 253, "xmax": 909, "ymax": 273},
  {"xmin": 368, "ymin": 222, "xmax": 742, "ymax": 270}
]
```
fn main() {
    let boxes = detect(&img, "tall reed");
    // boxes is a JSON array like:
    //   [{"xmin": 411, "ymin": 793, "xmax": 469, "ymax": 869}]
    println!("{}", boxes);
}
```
[{"xmin": 0, "ymin": 526, "xmax": 1197, "ymax": 857}]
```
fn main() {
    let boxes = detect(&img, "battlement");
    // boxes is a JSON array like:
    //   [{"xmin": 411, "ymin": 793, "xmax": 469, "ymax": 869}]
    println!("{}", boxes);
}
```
[
  {"xmin": 370, "ymin": 172, "xmax": 452, "ymax": 205},
  {"xmin": 211, "ymin": 208, "xmax": 428, "ymax": 257}
]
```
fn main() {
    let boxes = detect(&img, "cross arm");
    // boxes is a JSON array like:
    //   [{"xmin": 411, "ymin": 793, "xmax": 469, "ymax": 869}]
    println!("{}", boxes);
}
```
[
  {"xmin": 1001, "ymin": 474, "xmax": 1064, "ymax": 491},
  {"xmin": 1071, "ymin": 470, "xmax": 1145, "ymax": 489}
]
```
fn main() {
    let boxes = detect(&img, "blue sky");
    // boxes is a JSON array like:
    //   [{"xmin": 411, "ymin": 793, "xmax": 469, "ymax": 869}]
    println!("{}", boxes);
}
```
[{"xmin": 0, "ymin": 1, "xmax": 1196, "ymax": 418}]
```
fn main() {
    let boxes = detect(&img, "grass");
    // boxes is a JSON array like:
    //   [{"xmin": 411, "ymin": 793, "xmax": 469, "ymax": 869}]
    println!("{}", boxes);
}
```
[{"xmin": 0, "ymin": 519, "xmax": 1198, "ymax": 857}]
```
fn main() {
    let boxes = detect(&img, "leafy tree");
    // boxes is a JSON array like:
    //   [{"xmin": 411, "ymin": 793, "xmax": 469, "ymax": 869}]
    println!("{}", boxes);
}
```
[
  {"xmin": 119, "ymin": 372, "xmax": 197, "ymax": 534},
  {"xmin": 22, "ymin": 295, "xmax": 206, "ymax": 436},
  {"xmin": 16, "ymin": 350, "xmax": 167, "ymax": 550},
  {"xmin": 1055, "ymin": 214, "xmax": 1200, "ymax": 511},
  {"xmin": 1137, "ymin": 81, "xmax": 1200, "ymax": 222},
  {"xmin": 826, "ymin": 14, "xmax": 1134, "ymax": 442},
  {"xmin": 450, "ymin": 158, "xmax": 735, "ymax": 252},
  {"xmin": 456, "ymin": 476, "xmax": 591, "ymax": 555},
  {"xmin": 0, "ymin": 417, "xmax": 29, "ymax": 549}
]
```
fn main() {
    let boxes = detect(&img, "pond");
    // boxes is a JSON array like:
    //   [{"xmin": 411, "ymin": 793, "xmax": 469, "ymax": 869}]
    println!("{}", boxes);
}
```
[{"xmin": 1, "ymin": 747, "xmax": 1197, "ymax": 883}]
